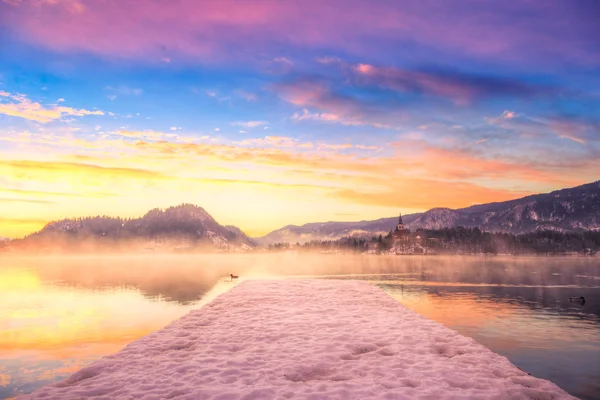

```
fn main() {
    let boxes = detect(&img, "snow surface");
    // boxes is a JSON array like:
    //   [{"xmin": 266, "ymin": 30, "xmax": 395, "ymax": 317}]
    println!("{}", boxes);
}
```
[{"xmin": 20, "ymin": 279, "xmax": 575, "ymax": 400}]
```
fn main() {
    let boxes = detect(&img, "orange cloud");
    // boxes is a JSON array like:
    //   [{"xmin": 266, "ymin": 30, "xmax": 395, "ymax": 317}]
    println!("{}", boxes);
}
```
[
  {"xmin": 0, "ymin": 188, "xmax": 89, "ymax": 197},
  {"xmin": 128, "ymin": 136, "xmax": 587, "ymax": 188},
  {"xmin": 331, "ymin": 180, "xmax": 531, "ymax": 210},
  {"xmin": 0, "ymin": 123, "xmax": 595, "ymax": 238},
  {"xmin": 188, "ymin": 176, "xmax": 330, "ymax": 191},
  {"xmin": 0, "ymin": 91, "xmax": 104, "ymax": 123},
  {"xmin": 412, "ymin": 145, "xmax": 572, "ymax": 184},
  {"xmin": 0, "ymin": 160, "xmax": 165, "ymax": 182},
  {"xmin": 110, "ymin": 130, "xmax": 178, "ymax": 141},
  {"xmin": 0, "ymin": 197, "xmax": 55, "ymax": 204}
]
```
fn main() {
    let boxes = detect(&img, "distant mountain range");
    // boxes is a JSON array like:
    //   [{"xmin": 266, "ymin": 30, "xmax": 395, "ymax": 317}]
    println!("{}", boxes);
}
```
[
  {"xmin": 256, "ymin": 181, "xmax": 600, "ymax": 245},
  {"xmin": 5, "ymin": 181, "xmax": 600, "ymax": 251},
  {"xmin": 254, "ymin": 216, "xmax": 422, "ymax": 245},
  {"xmin": 8, "ymin": 204, "xmax": 254, "ymax": 253}
]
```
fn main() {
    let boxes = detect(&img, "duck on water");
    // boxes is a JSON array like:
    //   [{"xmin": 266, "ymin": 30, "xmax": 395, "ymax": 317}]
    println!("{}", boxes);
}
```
[{"xmin": 569, "ymin": 296, "xmax": 585, "ymax": 304}]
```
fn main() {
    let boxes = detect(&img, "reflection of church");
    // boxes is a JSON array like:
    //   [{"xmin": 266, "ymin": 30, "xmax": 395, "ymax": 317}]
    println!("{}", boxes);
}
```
[{"xmin": 393, "ymin": 213, "xmax": 410, "ymax": 242}]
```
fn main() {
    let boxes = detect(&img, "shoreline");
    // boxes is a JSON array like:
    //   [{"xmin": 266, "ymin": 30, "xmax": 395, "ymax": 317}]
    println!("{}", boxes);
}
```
[{"xmin": 1, "ymin": 251, "xmax": 599, "ymax": 257}]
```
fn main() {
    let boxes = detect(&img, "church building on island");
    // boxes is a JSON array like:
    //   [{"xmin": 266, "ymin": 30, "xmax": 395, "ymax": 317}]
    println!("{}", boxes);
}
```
[{"xmin": 392, "ymin": 213, "xmax": 410, "ymax": 243}]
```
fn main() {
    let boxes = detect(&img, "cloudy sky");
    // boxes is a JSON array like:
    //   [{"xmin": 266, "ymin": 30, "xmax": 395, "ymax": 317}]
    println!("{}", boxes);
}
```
[{"xmin": 0, "ymin": 0, "xmax": 599, "ymax": 238}]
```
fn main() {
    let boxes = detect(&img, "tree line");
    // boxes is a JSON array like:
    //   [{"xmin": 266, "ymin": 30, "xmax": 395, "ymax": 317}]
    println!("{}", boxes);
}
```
[{"xmin": 266, "ymin": 227, "xmax": 600, "ymax": 255}]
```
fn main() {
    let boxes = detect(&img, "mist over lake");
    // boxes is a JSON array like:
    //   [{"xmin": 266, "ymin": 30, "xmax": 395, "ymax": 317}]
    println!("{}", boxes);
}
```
[{"xmin": 1, "ymin": 254, "xmax": 599, "ymax": 399}]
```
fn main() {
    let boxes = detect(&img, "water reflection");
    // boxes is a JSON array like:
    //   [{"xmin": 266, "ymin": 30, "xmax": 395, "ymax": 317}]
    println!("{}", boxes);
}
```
[
  {"xmin": 375, "ymin": 281, "xmax": 600, "ymax": 399},
  {"xmin": 0, "ymin": 255, "xmax": 599, "ymax": 399},
  {"xmin": 0, "ymin": 256, "xmax": 230, "ymax": 399}
]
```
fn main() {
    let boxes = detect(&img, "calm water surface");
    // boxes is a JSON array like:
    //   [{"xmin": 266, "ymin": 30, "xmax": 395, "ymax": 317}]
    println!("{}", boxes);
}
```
[{"xmin": 0, "ymin": 254, "xmax": 599, "ymax": 399}]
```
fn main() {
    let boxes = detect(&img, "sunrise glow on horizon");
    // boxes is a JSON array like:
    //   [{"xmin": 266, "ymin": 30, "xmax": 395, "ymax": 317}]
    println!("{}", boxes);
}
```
[{"xmin": 1, "ymin": 0, "xmax": 599, "ymax": 238}]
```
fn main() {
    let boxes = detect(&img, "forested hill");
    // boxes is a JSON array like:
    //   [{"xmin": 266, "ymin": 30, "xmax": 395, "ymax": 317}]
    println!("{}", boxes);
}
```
[{"xmin": 8, "ymin": 204, "xmax": 255, "ymax": 253}]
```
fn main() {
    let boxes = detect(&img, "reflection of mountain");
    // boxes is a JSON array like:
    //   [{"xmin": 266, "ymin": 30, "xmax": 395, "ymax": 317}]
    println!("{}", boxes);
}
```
[
  {"xmin": 33, "ymin": 256, "xmax": 224, "ymax": 304},
  {"xmin": 257, "ymin": 180, "xmax": 600, "ymax": 244},
  {"xmin": 10, "ymin": 204, "xmax": 255, "ymax": 253}
]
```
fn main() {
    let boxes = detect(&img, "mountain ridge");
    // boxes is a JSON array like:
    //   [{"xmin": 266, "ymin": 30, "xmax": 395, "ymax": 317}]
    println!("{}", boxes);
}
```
[
  {"xmin": 255, "ymin": 180, "xmax": 600, "ymax": 245},
  {"xmin": 4, "ymin": 180, "xmax": 600, "ymax": 250},
  {"xmin": 8, "ymin": 204, "xmax": 255, "ymax": 253}
]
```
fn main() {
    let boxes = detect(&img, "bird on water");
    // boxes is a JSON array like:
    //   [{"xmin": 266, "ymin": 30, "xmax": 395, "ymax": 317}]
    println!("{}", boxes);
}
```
[
  {"xmin": 569, "ymin": 296, "xmax": 585, "ymax": 304},
  {"xmin": 230, "ymin": 274, "xmax": 239, "ymax": 281}
]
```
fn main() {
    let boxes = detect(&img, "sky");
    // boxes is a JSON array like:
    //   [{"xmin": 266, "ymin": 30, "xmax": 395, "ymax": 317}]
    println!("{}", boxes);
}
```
[{"xmin": 0, "ymin": 0, "xmax": 599, "ymax": 238}]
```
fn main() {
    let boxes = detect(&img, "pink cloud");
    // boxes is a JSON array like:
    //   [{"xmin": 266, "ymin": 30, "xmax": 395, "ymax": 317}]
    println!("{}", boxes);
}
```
[
  {"xmin": 350, "ymin": 63, "xmax": 539, "ymax": 104},
  {"xmin": 2, "ymin": 0, "xmax": 597, "ymax": 66},
  {"xmin": 230, "ymin": 121, "xmax": 268, "ymax": 129},
  {"xmin": 274, "ymin": 79, "xmax": 379, "ymax": 126},
  {"xmin": 278, "ymin": 80, "xmax": 354, "ymax": 109},
  {"xmin": 274, "ymin": 78, "xmax": 404, "ymax": 128},
  {"xmin": 235, "ymin": 90, "xmax": 257, "ymax": 102},
  {"xmin": 292, "ymin": 109, "xmax": 360, "ymax": 126},
  {"xmin": 549, "ymin": 119, "xmax": 590, "ymax": 145},
  {"xmin": 485, "ymin": 110, "xmax": 598, "ymax": 145}
]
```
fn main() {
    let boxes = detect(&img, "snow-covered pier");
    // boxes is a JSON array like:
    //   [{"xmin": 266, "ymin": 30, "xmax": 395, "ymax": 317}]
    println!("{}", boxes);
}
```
[{"xmin": 22, "ymin": 279, "xmax": 574, "ymax": 399}]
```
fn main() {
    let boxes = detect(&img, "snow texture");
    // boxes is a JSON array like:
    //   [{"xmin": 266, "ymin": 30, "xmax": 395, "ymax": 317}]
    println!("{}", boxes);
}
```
[{"xmin": 20, "ymin": 279, "xmax": 575, "ymax": 400}]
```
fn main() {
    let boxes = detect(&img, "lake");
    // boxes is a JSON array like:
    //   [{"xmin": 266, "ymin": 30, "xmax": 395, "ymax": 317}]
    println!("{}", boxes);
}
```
[{"xmin": 1, "ymin": 254, "xmax": 599, "ymax": 399}]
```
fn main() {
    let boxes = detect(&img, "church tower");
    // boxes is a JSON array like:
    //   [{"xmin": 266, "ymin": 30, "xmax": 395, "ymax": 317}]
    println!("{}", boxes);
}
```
[
  {"xmin": 393, "ymin": 212, "xmax": 410, "ymax": 242},
  {"xmin": 397, "ymin": 213, "xmax": 405, "ymax": 231}
]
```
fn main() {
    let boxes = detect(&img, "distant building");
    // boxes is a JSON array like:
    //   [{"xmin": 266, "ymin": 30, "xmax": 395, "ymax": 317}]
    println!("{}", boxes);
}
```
[
  {"xmin": 366, "ymin": 242, "xmax": 380, "ymax": 250},
  {"xmin": 393, "ymin": 213, "xmax": 410, "ymax": 243}
]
